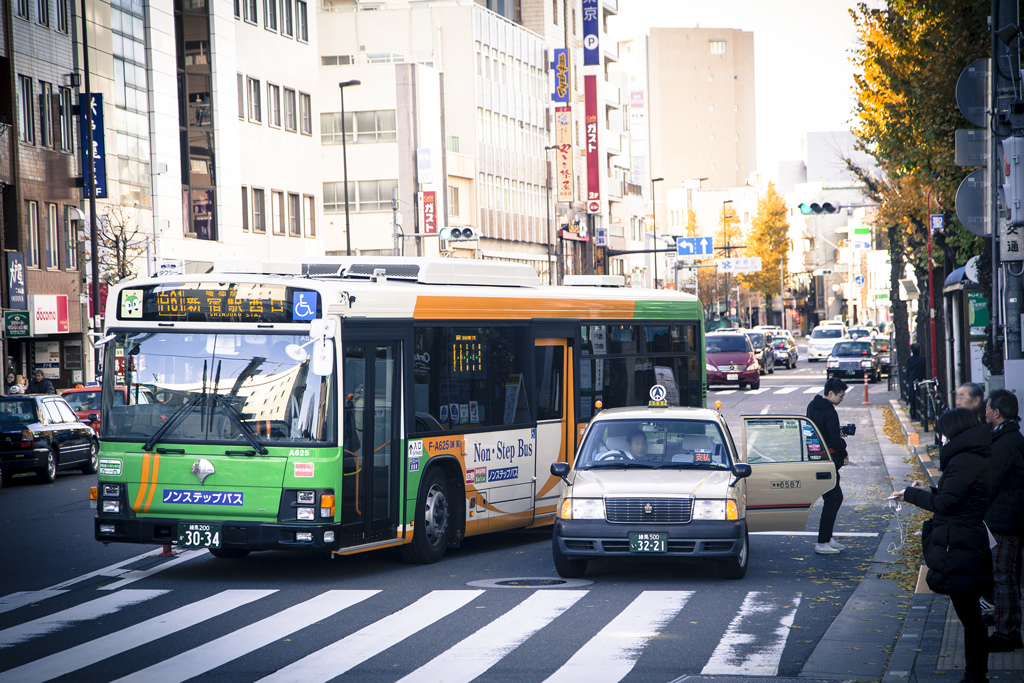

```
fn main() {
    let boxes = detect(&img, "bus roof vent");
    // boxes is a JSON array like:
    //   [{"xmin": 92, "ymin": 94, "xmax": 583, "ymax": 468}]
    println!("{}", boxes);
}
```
[
  {"xmin": 215, "ymin": 260, "xmax": 304, "ymax": 275},
  {"xmin": 563, "ymin": 275, "xmax": 626, "ymax": 287},
  {"xmin": 332, "ymin": 262, "xmax": 422, "ymax": 280},
  {"xmin": 302, "ymin": 258, "xmax": 540, "ymax": 287}
]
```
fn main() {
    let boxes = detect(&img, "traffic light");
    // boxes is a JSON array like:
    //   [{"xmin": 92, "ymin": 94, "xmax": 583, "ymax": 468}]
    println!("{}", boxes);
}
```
[
  {"xmin": 439, "ymin": 226, "xmax": 478, "ymax": 241},
  {"xmin": 798, "ymin": 202, "xmax": 841, "ymax": 215},
  {"xmin": 1001, "ymin": 135, "xmax": 1024, "ymax": 227}
]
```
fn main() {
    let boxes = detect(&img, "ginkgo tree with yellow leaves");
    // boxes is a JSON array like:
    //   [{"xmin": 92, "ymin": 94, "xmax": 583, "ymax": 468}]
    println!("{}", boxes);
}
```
[{"xmin": 739, "ymin": 183, "xmax": 791, "ymax": 317}]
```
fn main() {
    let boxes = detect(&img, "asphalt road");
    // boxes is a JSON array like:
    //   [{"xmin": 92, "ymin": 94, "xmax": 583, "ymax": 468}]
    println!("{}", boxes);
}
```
[{"xmin": 0, "ymin": 349, "xmax": 903, "ymax": 682}]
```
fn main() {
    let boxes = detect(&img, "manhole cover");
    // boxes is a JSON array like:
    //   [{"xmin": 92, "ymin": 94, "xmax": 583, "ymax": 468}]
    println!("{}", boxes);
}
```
[{"xmin": 467, "ymin": 577, "xmax": 594, "ymax": 589}]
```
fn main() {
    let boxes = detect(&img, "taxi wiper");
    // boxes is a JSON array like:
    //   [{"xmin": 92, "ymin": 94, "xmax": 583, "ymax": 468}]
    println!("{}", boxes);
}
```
[
  {"xmin": 657, "ymin": 462, "xmax": 730, "ymax": 469},
  {"xmin": 585, "ymin": 462, "xmax": 655, "ymax": 469}
]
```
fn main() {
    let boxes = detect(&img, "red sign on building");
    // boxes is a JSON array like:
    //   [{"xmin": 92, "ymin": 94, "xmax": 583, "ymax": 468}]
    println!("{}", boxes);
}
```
[
  {"xmin": 585, "ymin": 75, "xmax": 600, "ymax": 214},
  {"xmin": 420, "ymin": 191, "xmax": 436, "ymax": 233}
]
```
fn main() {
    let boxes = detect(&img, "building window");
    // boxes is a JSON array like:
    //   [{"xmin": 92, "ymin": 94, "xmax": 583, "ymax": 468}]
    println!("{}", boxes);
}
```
[
  {"xmin": 267, "ymin": 83, "xmax": 281, "ymax": 127},
  {"xmin": 234, "ymin": 0, "xmax": 240, "ymax": 17},
  {"xmin": 241, "ymin": 186, "xmax": 249, "ymax": 231},
  {"xmin": 281, "ymin": 0, "xmax": 293, "ymax": 36},
  {"xmin": 247, "ymin": 78, "xmax": 261, "ymax": 122},
  {"xmin": 65, "ymin": 207, "xmax": 78, "ymax": 269},
  {"xmin": 58, "ymin": 87, "xmax": 73, "ymax": 152},
  {"xmin": 323, "ymin": 181, "xmax": 353, "ymax": 213},
  {"xmin": 17, "ymin": 76, "xmax": 34, "ymax": 144},
  {"xmin": 283, "ymin": 88, "xmax": 297, "ymax": 131},
  {"xmin": 449, "ymin": 185, "xmax": 459, "ymax": 217},
  {"xmin": 304, "ymin": 195, "xmax": 315, "ymax": 237},
  {"xmin": 46, "ymin": 204, "xmax": 59, "ymax": 268},
  {"xmin": 56, "ymin": 0, "xmax": 67, "ymax": 31},
  {"xmin": 552, "ymin": 0, "xmax": 557, "ymax": 24},
  {"xmin": 64, "ymin": 341, "xmax": 83, "ymax": 369},
  {"xmin": 26, "ymin": 201, "xmax": 39, "ymax": 268},
  {"xmin": 16, "ymin": 0, "xmax": 29, "ymax": 19},
  {"xmin": 299, "ymin": 92, "xmax": 312, "ymax": 134},
  {"xmin": 710, "ymin": 41, "xmax": 726, "ymax": 54},
  {"xmin": 39, "ymin": 82, "xmax": 54, "ymax": 148},
  {"xmin": 446, "ymin": 135, "xmax": 459, "ymax": 153},
  {"xmin": 37, "ymin": 0, "xmax": 48, "ymax": 26},
  {"xmin": 296, "ymin": 0, "xmax": 307, "ymax": 41},
  {"xmin": 320, "ymin": 110, "xmax": 396, "ymax": 144},
  {"xmin": 252, "ymin": 188, "xmax": 266, "ymax": 232},
  {"xmin": 270, "ymin": 191, "xmax": 285, "ymax": 235},
  {"xmin": 244, "ymin": 0, "xmax": 257, "ymax": 23},
  {"xmin": 237, "ymin": 73, "xmax": 245, "ymax": 118},
  {"xmin": 263, "ymin": 0, "xmax": 277, "ymax": 31},
  {"xmin": 288, "ymin": 193, "xmax": 301, "ymax": 236}
]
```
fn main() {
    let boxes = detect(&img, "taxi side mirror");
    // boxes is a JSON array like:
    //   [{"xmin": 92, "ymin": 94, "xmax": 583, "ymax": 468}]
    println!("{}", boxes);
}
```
[
  {"xmin": 550, "ymin": 461, "xmax": 571, "ymax": 484},
  {"xmin": 729, "ymin": 463, "xmax": 752, "ymax": 488}
]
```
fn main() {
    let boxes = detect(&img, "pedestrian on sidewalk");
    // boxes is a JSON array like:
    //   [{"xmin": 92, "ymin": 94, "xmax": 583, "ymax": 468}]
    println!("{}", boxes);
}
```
[
  {"xmin": 26, "ymin": 369, "xmax": 55, "ymax": 394},
  {"xmin": 984, "ymin": 389, "xmax": 1024, "ymax": 652},
  {"xmin": 806, "ymin": 377, "xmax": 849, "ymax": 555},
  {"xmin": 956, "ymin": 383, "xmax": 987, "ymax": 425},
  {"xmin": 891, "ymin": 408, "xmax": 993, "ymax": 683},
  {"xmin": 906, "ymin": 343, "xmax": 926, "ymax": 420}
]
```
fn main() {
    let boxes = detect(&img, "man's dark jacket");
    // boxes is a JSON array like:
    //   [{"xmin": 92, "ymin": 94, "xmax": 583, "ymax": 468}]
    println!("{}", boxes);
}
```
[
  {"xmin": 985, "ymin": 420, "xmax": 1024, "ymax": 536},
  {"xmin": 26, "ymin": 377, "xmax": 55, "ymax": 394},
  {"xmin": 906, "ymin": 354, "xmax": 926, "ymax": 384},
  {"xmin": 904, "ymin": 423, "xmax": 993, "ymax": 596},
  {"xmin": 806, "ymin": 394, "xmax": 847, "ymax": 467}
]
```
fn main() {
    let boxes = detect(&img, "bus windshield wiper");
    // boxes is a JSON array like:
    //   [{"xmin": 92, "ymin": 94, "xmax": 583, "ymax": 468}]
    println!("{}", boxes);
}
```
[
  {"xmin": 210, "ymin": 393, "xmax": 268, "ymax": 455},
  {"xmin": 143, "ymin": 393, "xmax": 201, "ymax": 452}
]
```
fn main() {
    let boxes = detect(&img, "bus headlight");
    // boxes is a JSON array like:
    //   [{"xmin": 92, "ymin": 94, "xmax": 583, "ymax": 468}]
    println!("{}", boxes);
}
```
[
  {"xmin": 102, "ymin": 500, "xmax": 121, "ymax": 514},
  {"xmin": 692, "ymin": 500, "xmax": 725, "ymax": 520},
  {"xmin": 297, "ymin": 507, "xmax": 316, "ymax": 521},
  {"xmin": 102, "ymin": 483, "xmax": 121, "ymax": 497},
  {"xmin": 559, "ymin": 498, "xmax": 604, "ymax": 520}
]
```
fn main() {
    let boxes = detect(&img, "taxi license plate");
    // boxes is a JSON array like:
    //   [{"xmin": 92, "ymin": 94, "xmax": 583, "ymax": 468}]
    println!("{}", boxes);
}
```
[
  {"xmin": 177, "ymin": 523, "xmax": 221, "ymax": 549},
  {"xmin": 727, "ymin": 373, "xmax": 739, "ymax": 380},
  {"xmin": 629, "ymin": 532, "xmax": 667, "ymax": 553}
]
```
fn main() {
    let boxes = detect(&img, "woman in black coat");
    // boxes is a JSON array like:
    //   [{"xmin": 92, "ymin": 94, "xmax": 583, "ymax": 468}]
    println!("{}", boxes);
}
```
[{"xmin": 891, "ymin": 408, "xmax": 993, "ymax": 683}]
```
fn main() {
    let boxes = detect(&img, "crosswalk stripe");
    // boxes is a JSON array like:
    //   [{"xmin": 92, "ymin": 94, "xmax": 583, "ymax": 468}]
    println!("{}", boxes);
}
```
[
  {"xmin": 701, "ymin": 591, "xmax": 801, "ymax": 676},
  {"xmin": 258, "ymin": 590, "xmax": 484, "ymax": 683},
  {"xmin": 716, "ymin": 390, "xmax": 738, "ymax": 395},
  {"xmin": 0, "ymin": 589, "xmax": 169, "ymax": 649},
  {"xmin": 110, "ymin": 590, "xmax": 380, "ymax": 683},
  {"xmin": 804, "ymin": 387, "xmax": 821, "ymax": 393},
  {"xmin": 543, "ymin": 590, "xmax": 693, "ymax": 683},
  {"xmin": 398, "ymin": 590, "xmax": 588, "ymax": 683},
  {"xmin": 774, "ymin": 387, "xmax": 798, "ymax": 394},
  {"xmin": 0, "ymin": 589, "xmax": 275, "ymax": 683},
  {"xmin": 747, "ymin": 388, "xmax": 769, "ymax": 394},
  {"xmin": 0, "ymin": 591, "xmax": 69, "ymax": 618},
  {"xmin": 99, "ymin": 550, "xmax": 205, "ymax": 591}
]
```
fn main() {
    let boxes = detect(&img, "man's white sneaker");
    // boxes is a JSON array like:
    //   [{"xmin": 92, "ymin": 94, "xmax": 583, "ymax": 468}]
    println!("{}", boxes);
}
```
[
  {"xmin": 815, "ymin": 543, "xmax": 841, "ymax": 555},
  {"xmin": 828, "ymin": 539, "xmax": 847, "ymax": 550}
]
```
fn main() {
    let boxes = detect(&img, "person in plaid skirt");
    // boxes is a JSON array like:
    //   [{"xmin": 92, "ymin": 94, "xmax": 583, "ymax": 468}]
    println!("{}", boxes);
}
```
[{"xmin": 985, "ymin": 389, "xmax": 1024, "ymax": 652}]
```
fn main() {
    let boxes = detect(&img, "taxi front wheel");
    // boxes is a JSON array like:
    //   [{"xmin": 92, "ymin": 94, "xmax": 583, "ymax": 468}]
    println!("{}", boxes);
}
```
[
  {"xmin": 719, "ymin": 529, "xmax": 749, "ymax": 580},
  {"xmin": 552, "ymin": 532, "xmax": 588, "ymax": 578}
]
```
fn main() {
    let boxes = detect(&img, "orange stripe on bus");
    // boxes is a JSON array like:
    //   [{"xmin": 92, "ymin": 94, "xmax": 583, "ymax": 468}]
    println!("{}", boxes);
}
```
[
  {"xmin": 132, "ymin": 453, "xmax": 152, "ymax": 511},
  {"xmin": 413, "ymin": 296, "xmax": 635, "ymax": 320},
  {"xmin": 143, "ymin": 454, "xmax": 161, "ymax": 512}
]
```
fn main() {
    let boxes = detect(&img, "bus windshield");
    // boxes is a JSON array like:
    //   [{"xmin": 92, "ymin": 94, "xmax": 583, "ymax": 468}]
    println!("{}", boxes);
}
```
[{"xmin": 102, "ymin": 331, "xmax": 336, "ymax": 446}]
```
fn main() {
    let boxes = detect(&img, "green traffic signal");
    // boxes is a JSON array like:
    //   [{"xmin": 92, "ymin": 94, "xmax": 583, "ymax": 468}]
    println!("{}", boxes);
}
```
[{"xmin": 798, "ymin": 202, "xmax": 840, "ymax": 215}]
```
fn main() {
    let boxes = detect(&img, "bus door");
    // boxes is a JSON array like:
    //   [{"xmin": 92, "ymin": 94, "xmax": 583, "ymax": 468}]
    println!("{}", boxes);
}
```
[
  {"xmin": 532, "ymin": 323, "xmax": 578, "ymax": 521},
  {"xmin": 340, "ymin": 332, "xmax": 405, "ymax": 545}
]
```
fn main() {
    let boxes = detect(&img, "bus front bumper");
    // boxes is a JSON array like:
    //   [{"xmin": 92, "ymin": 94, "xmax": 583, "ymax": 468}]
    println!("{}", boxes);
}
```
[{"xmin": 94, "ymin": 516, "xmax": 344, "ymax": 552}]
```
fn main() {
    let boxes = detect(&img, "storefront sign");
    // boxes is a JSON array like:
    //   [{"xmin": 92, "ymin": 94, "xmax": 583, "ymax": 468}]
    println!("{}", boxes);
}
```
[
  {"xmin": 582, "ymin": 0, "xmax": 599, "ymax": 66},
  {"xmin": 35, "ymin": 341, "xmax": 60, "ymax": 379},
  {"xmin": 585, "ymin": 75, "xmax": 600, "ymax": 214},
  {"xmin": 551, "ymin": 49, "xmax": 570, "ymax": 103},
  {"xmin": 30, "ymin": 295, "xmax": 69, "ymax": 334},
  {"xmin": 4, "ymin": 311, "xmax": 31, "ymax": 338},
  {"xmin": 555, "ymin": 107, "xmax": 574, "ymax": 204},
  {"xmin": 6, "ymin": 253, "xmax": 26, "ymax": 310},
  {"xmin": 419, "ymin": 191, "xmax": 436, "ymax": 234},
  {"xmin": 79, "ymin": 93, "xmax": 108, "ymax": 199}
]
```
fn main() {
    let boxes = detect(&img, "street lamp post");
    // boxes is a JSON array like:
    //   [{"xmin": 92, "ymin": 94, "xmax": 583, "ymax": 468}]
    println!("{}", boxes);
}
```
[
  {"xmin": 544, "ymin": 145, "xmax": 559, "ymax": 285},
  {"xmin": 338, "ymin": 79, "xmax": 361, "ymax": 256},
  {"xmin": 650, "ymin": 177, "xmax": 664, "ymax": 288}
]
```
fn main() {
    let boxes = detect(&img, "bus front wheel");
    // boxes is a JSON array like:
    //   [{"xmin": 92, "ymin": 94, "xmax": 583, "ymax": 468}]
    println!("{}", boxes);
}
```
[{"xmin": 400, "ymin": 468, "xmax": 451, "ymax": 564}]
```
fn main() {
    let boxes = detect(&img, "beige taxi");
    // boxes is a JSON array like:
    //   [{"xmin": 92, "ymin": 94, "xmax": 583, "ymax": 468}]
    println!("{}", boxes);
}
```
[{"xmin": 550, "ymin": 403, "xmax": 837, "ymax": 579}]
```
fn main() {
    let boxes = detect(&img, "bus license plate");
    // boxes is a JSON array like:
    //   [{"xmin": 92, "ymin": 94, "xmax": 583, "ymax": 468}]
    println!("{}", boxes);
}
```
[
  {"xmin": 178, "ymin": 523, "xmax": 221, "ymax": 549},
  {"xmin": 629, "ymin": 532, "xmax": 667, "ymax": 553}
]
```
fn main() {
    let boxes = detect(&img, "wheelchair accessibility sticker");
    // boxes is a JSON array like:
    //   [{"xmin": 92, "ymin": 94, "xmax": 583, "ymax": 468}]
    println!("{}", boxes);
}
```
[{"xmin": 292, "ymin": 291, "xmax": 318, "ymax": 321}]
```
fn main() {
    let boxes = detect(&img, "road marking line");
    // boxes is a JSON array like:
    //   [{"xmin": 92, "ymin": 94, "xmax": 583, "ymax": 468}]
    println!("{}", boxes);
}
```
[
  {"xmin": 111, "ymin": 590, "xmax": 380, "ymax": 683},
  {"xmin": 399, "ymin": 590, "xmax": 588, "ymax": 683},
  {"xmin": 99, "ymin": 550, "xmax": 205, "ymax": 591},
  {"xmin": 701, "ymin": 591, "xmax": 801, "ymax": 676},
  {"xmin": 716, "ymin": 390, "xmax": 738, "ymax": 395},
  {"xmin": 0, "ymin": 589, "xmax": 169, "ymax": 649},
  {"xmin": 258, "ymin": 590, "xmax": 484, "ymax": 683},
  {"xmin": 747, "ymin": 388, "xmax": 770, "ymax": 395},
  {"xmin": 751, "ymin": 531, "xmax": 878, "ymax": 537},
  {"xmin": 804, "ymin": 387, "xmax": 821, "ymax": 393},
  {"xmin": 759, "ymin": 405, "xmax": 771, "ymax": 415},
  {"xmin": 543, "ymin": 590, "xmax": 693, "ymax": 683},
  {"xmin": 0, "ymin": 590, "xmax": 275, "ymax": 683},
  {"xmin": 773, "ymin": 387, "xmax": 799, "ymax": 394}
]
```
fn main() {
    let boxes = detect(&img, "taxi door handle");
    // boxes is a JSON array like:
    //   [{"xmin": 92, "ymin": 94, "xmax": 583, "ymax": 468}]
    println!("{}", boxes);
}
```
[{"xmin": 816, "ymin": 472, "xmax": 833, "ymax": 480}]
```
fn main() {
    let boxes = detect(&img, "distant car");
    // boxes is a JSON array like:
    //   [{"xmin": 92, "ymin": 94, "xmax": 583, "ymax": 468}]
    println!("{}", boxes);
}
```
[
  {"xmin": 872, "ymin": 337, "xmax": 892, "ymax": 375},
  {"xmin": 744, "ymin": 331, "xmax": 775, "ymax": 375},
  {"xmin": 807, "ymin": 326, "xmax": 846, "ymax": 362},
  {"xmin": 61, "ymin": 385, "xmax": 155, "ymax": 433},
  {"xmin": 772, "ymin": 335, "xmax": 799, "ymax": 369},
  {"xmin": 706, "ymin": 333, "xmax": 760, "ymax": 390},
  {"xmin": 827, "ymin": 340, "xmax": 883, "ymax": 383},
  {"xmin": 0, "ymin": 395, "xmax": 98, "ymax": 484},
  {"xmin": 848, "ymin": 326, "xmax": 875, "ymax": 340}
]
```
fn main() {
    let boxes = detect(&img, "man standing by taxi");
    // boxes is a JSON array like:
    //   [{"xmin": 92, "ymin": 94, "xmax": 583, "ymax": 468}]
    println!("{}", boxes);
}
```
[{"xmin": 807, "ymin": 377, "xmax": 849, "ymax": 555}]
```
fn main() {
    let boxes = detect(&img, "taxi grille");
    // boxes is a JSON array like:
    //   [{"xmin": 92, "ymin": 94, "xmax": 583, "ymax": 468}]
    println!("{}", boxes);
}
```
[{"xmin": 605, "ymin": 497, "xmax": 693, "ymax": 524}]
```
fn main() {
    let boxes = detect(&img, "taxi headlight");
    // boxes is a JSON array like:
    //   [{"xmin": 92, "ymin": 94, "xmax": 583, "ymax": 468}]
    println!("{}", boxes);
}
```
[
  {"xmin": 692, "ymin": 499, "xmax": 726, "ymax": 520},
  {"xmin": 860, "ymin": 359, "xmax": 874, "ymax": 367},
  {"xmin": 827, "ymin": 358, "xmax": 839, "ymax": 368},
  {"xmin": 559, "ymin": 498, "xmax": 604, "ymax": 520}
]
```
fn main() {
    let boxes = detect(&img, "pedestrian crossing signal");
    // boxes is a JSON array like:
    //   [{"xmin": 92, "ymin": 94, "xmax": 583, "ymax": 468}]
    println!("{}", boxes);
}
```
[{"xmin": 439, "ymin": 226, "xmax": 478, "ymax": 241}]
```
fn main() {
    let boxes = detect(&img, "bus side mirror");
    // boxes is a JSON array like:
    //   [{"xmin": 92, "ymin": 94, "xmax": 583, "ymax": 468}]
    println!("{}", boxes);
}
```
[{"xmin": 309, "ymin": 318, "xmax": 337, "ymax": 376}]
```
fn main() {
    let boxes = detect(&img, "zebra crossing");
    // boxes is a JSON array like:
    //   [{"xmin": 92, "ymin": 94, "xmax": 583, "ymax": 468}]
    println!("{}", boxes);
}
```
[
  {"xmin": 0, "ymin": 584, "xmax": 812, "ymax": 682},
  {"xmin": 711, "ymin": 386, "xmax": 824, "ymax": 396}
]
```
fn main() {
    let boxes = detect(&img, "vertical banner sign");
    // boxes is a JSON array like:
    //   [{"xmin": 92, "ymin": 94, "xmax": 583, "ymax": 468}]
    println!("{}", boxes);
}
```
[
  {"xmin": 551, "ymin": 49, "xmax": 570, "ymax": 103},
  {"xmin": 585, "ymin": 75, "xmax": 600, "ymax": 214},
  {"xmin": 555, "ymin": 107, "xmax": 574, "ymax": 203},
  {"xmin": 6, "ymin": 252, "xmax": 27, "ymax": 310},
  {"xmin": 582, "ymin": 0, "xmax": 600, "ymax": 66},
  {"xmin": 78, "ymin": 94, "xmax": 108, "ymax": 199},
  {"xmin": 419, "ymin": 191, "xmax": 437, "ymax": 233}
]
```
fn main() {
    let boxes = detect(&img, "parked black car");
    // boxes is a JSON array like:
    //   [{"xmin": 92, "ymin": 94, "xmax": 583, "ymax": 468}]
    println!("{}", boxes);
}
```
[
  {"xmin": 772, "ymin": 335, "xmax": 799, "ymax": 369},
  {"xmin": 744, "ymin": 331, "xmax": 775, "ymax": 375},
  {"xmin": 0, "ymin": 395, "xmax": 98, "ymax": 484},
  {"xmin": 826, "ymin": 340, "xmax": 883, "ymax": 383}
]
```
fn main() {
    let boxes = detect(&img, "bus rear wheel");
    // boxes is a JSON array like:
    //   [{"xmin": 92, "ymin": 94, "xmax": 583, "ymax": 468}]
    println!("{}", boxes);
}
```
[{"xmin": 400, "ymin": 468, "xmax": 451, "ymax": 564}]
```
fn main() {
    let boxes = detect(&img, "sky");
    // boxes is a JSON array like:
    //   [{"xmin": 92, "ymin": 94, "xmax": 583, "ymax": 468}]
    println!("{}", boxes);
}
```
[{"xmin": 609, "ymin": 0, "xmax": 865, "ymax": 182}]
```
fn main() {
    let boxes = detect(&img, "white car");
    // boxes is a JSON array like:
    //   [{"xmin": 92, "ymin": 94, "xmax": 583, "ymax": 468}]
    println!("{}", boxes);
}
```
[{"xmin": 806, "ymin": 326, "xmax": 846, "ymax": 362}]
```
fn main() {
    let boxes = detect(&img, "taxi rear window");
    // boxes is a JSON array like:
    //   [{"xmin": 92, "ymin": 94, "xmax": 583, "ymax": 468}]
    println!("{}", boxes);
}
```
[{"xmin": 577, "ymin": 419, "xmax": 730, "ymax": 470}]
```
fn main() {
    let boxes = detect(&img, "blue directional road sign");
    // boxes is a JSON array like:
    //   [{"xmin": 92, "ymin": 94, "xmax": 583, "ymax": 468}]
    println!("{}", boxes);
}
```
[
  {"xmin": 676, "ymin": 236, "xmax": 714, "ymax": 258},
  {"xmin": 855, "ymin": 275, "xmax": 865, "ymax": 285}
]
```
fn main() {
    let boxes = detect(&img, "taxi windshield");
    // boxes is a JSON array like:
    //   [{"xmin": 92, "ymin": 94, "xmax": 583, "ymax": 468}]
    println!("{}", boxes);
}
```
[{"xmin": 576, "ymin": 419, "xmax": 731, "ymax": 470}]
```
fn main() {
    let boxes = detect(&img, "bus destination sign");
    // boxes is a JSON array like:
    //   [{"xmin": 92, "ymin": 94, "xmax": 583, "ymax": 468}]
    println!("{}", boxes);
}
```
[{"xmin": 117, "ymin": 284, "xmax": 321, "ymax": 323}]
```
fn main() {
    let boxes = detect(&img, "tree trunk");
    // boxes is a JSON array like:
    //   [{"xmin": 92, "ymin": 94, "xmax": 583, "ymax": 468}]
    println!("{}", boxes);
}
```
[{"xmin": 889, "ymin": 223, "xmax": 910, "ymax": 396}]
